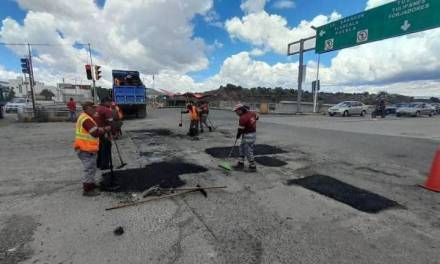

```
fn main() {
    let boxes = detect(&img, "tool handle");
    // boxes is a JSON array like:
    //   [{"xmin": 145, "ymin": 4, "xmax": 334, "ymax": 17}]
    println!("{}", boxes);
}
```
[
  {"xmin": 170, "ymin": 186, "xmax": 227, "ymax": 192},
  {"xmin": 227, "ymin": 138, "xmax": 238, "ymax": 158},
  {"xmin": 106, "ymin": 189, "xmax": 195, "ymax": 211}
]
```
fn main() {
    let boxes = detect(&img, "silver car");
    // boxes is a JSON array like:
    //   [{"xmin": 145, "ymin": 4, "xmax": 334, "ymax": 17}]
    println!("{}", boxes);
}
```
[
  {"xmin": 328, "ymin": 101, "xmax": 368, "ymax": 117},
  {"xmin": 396, "ymin": 102, "xmax": 436, "ymax": 117}
]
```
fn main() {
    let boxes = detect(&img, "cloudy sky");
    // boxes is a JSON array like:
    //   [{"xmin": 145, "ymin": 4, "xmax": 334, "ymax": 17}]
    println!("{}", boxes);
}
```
[{"xmin": 0, "ymin": 0, "xmax": 439, "ymax": 96}]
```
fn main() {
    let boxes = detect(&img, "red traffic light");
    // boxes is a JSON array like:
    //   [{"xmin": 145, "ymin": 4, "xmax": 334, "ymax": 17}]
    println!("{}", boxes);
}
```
[{"xmin": 85, "ymin": 64, "xmax": 92, "ymax": 80}]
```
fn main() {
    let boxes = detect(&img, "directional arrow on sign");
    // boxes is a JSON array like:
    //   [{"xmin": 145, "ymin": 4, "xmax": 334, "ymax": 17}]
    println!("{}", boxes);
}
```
[
  {"xmin": 401, "ymin": 20, "xmax": 411, "ymax": 31},
  {"xmin": 319, "ymin": 30, "xmax": 326, "ymax": 37}
]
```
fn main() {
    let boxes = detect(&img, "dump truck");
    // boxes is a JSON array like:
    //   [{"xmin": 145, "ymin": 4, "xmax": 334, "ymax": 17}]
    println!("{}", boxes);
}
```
[{"xmin": 112, "ymin": 70, "xmax": 147, "ymax": 118}]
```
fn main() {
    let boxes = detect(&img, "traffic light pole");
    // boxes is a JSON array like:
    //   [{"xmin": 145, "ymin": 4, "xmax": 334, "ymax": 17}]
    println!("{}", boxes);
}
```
[
  {"xmin": 87, "ymin": 43, "xmax": 97, "ymax": 104},
  {"xmin": 27, "ymin": 43, "xmax": 36, "ymax": 116},
  {"xmin": 313, "ymin": 54, "xmax": 320, "ymax": 113}
]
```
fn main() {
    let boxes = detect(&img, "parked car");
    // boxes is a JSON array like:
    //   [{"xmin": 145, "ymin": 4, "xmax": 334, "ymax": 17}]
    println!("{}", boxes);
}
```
[
  {"xmin": 328, "ymin": 101, "xmax": 368, "ymax": 117},
  {"xmin": 396, "ymin": 102, "xmax": 436, "ymax": 117},
  {"xmin": 4, "ymin": 98, "xmax": 31, "ymax": 113},
  {"xmin": 385, "ymin": 103, "xmax": 407, "ymax": 115},
  {"xmin": 429, "ymin": 103, "xmax": 440, "ymax": 114}
]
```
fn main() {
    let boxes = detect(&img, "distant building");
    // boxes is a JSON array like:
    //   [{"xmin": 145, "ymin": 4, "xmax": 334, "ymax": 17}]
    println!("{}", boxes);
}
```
[
  {"xmin": 56, "ymin": 83, "xmax": 92, "ymax": 102},
  {"xmin": 0, "ymin": 77, "xmax": 57, "ymax": 99}
]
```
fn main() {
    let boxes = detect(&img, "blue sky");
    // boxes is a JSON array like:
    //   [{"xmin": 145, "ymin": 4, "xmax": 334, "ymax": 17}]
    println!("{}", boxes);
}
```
[
  {"xmin": 0, "ymin": 0, "xmax": 439, "ymax": 96},
  {"xmin": 0, "ymin": 0, "xmax": 364, "ymax": 77}
]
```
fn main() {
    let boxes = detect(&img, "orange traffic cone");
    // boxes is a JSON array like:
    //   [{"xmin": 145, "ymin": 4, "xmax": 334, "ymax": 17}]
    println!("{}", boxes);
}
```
[{"xmin": 420, "ymin": 150, "xmax": 440, "ymax": 192}]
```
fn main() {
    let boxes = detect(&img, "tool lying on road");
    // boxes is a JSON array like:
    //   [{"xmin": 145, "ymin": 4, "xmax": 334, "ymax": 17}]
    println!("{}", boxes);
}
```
[
  {"xmin": 106, "ymin": 185, "xmax": 227, "ymax": 211},
  {"xmin": 113, "ymin": 138, "xmax": 127, "ymax": 169},
  {"xmin": 141, "ymin": 184, "xmax": 223, "ymax": 198},
  {"xmin": 218, "ymin": 138, "xmax": 238, "ymax": 171}
]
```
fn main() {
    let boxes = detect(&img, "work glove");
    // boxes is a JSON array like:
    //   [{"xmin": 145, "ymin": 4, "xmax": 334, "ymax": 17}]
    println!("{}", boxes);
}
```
[{"xmin": 236, "ymin": 129, "xmax": 242, "ymax": 139}]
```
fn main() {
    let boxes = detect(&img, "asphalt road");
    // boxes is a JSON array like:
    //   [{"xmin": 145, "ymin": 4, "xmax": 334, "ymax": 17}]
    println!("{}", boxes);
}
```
[{"xmin": 0, "ymin": 109, "xmax": 439, "ymax": 264}]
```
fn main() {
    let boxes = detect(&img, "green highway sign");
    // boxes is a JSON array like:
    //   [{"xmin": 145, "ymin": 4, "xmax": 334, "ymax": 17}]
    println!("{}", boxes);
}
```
[{"xmin": 316, "ymin": 0, "xmax": 440, "ymax": 54}]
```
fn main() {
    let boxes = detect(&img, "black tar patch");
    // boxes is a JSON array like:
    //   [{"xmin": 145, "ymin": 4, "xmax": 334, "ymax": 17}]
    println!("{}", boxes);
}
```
[
  {"xmin": 287, "ymin": 174, "xmax": 401, "ymax": 213},
  {"xmin": 101, "ymin": 161, "xmax": 208, "ymax": 192},
  {"xmin": 254, "ymin": 156, "xmax": 287, "ymax": 167},
  {"xmin": 205, "ymin": 144, "xmax": 287, "ymax": 158}
]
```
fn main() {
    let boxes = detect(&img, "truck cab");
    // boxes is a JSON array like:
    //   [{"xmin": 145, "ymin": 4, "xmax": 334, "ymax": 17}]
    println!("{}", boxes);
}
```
[{"xmin": 112, "ymin": 70, "xmax": 147, "ymax": 118}]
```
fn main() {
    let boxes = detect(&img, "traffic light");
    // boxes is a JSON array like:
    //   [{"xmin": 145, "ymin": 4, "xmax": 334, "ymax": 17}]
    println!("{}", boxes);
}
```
[
  {"xmin": 21, "ymin": 58, "xmax": 30, "ymax": 74},
  {"xmin": 94, "ymin": 65, "xmax": 102, "ymax": 80},
  {"xmin": 85, "ymin": 64, "xmax": 92, "ymax": 80}
]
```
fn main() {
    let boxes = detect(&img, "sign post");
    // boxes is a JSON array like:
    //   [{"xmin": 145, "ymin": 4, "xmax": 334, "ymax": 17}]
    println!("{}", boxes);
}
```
[{"xmin": 316, "ymin": 0, "xmax": 440, "ymax": 53}]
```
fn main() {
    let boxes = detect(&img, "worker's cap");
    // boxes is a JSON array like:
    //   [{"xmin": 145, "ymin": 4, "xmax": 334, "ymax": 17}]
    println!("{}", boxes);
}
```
[
  {"xmin": 81, "ymin": 101, "xmax": 96, "ymax": 110},
  {"xmin": 233, "ymin": 103, "xmax": 244, "ymax": 111}
]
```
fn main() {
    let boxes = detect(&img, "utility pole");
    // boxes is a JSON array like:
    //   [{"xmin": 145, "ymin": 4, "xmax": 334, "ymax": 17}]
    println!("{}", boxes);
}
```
[
  {"xmin": 27, "ymin": 43, "xmax": 36, "ymax": 117},
  {"xmin": 313, "ymin": 54, "xmax": 320, "ymax": 113},
  {"xmin": 287, "ymin": 35, "xmax": 316, "ymax": 114},
  {"xmin": 87, "ymin": 43, "xmax": 97, "ymax": 104}
]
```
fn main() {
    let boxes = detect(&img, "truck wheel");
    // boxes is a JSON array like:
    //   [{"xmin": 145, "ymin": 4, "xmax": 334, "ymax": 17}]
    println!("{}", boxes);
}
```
[
  {"xmin": 137, "ymin": 107, "xmax": 147, "ymax": 118},
  {"xmin": 360, "ymin": 110, "xmax": 366, "ymax": 117},
  {"xmin": 343, "ymin": 110, "xmax": 349, "ymax": 117}
]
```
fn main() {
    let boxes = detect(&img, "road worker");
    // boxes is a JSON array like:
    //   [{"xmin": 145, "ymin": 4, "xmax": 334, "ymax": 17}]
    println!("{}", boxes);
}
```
[
  {"xmin": 73, "ymin": 101, "xmax": 111, "ymax": 196},
  {"xmin": 198, "ymin": 101, "xmax": 212, "ymax": 133},
  {"xmin": 233, "ymin": 104, "xmax": 259, "ymax": 172},
  {"xmin": 181, "ymin": 102, "xmax": 199, "ymax": 137},
  {"xmin": 111, "ymin": 102, "xmax": 124, "ymax": 138},
  {"xmin": 95, "ymin": 97, "xmax": 114, "ymax": 170}
]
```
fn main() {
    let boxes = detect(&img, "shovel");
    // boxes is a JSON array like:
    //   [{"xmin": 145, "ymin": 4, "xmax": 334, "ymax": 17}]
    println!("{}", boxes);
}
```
[
  {"xmin": 113, "ymin": 138, "xmax": 127, "ymax": 169},
  {"xmin": 179, "ymin": 111, "xmax": 183, "ymax": 127}
]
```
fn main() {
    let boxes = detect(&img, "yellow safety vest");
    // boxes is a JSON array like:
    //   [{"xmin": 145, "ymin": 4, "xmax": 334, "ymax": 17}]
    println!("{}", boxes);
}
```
[{"xmin": 73, "ymin": 113, "xmax": 100, "ymax": 152}]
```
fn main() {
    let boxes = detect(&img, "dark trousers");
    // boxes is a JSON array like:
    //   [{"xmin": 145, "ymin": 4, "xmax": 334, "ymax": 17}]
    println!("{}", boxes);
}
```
[
  {"xmin": 97, "ymin": 136, "xmax": 112, "ymax": 170},
  {"xmin": 189, "ymin": 120, "xmax": 199, "ymax": 137}
]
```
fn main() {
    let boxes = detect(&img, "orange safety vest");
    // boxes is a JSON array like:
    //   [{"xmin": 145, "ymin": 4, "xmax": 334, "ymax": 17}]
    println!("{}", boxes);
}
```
[
  {"xmin": 189, "ymin": 106, "xmax": 199, "ymax": 121},
  {"xmin": 73, "ymin": 113, "xmax": 100, "ymax": 152}
]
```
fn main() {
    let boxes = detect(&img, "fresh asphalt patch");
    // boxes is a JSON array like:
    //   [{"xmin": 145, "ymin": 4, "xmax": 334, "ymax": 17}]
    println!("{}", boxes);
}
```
[
  {"xmin": 287, "ymin": 174, "xmax": 401, "ymax": 213},
  {"xmin": 205, "ymin": 144, "xmax": 287, "ymax": 158},
  {"xmin": 101, "ymin": 161, "xmax": 208, "ymax": 192},
  {"xmin": 254, "ymin": 156, "xmax": 287, "ymax": 167}
]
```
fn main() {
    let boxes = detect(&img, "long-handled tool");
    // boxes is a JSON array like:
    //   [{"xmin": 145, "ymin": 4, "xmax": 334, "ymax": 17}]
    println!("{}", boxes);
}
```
[
  {"xmin": 106, "ymin": 185, "xmax": 227, "ymax": 211},
  {"xmin": 218, "ymin": 138, "xmax": 238, "ymax": 171},
  {"xmin": 207, "ymin": 117, "xmax": 217, "ymax": 131},
  {"xmin": 142, "ymin": 185, "xmax": 226, "ymax": 198},
  {"xmin": 113, "ymin": 139, "xmax": 127, "ymax": 169},
  {"xmin": 179, "ymin": 110, "xmax": 183, "ymax": 127}
]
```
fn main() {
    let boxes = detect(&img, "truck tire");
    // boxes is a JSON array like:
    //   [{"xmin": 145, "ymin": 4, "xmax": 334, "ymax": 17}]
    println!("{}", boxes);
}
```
[{"xmin": 137, "ymin": 106, "xmax": 147, "ymax": 118}]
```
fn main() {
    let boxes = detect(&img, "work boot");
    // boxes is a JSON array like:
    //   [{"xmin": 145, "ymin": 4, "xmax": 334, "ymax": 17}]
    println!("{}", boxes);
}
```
[
  {"xmin": 232, "ymin": 161, "xmax": 245, "ymax": 171},
  {"xmin": 208, "ymin": 126, "xmax": 212, "ymax": 132},
  {"xmin": 201, "ymin": 129, "xmax": 204, "ymax": 133},
  {"xmin": 248, "ymin": 162, "xmax": 257, "ymax": 172},
  {"xmin": 83, "ymin": 189, "xmax": 100, "ymax": 197}
]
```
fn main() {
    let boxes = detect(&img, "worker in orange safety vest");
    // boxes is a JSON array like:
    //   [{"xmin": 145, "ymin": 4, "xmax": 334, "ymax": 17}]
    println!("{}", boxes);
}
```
[
  {"xmin": 181, "ymin": 102, "xmax": 199, "ymax": 137},
  {"xmin": 74, "ymin": 101, "xmax": 111, "ymax": 196}
]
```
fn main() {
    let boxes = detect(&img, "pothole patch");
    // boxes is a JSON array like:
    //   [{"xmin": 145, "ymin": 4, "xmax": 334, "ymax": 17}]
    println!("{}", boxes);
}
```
[
  {"xmin": 254, "ymin": 156, "xmax": 287, "ymax": 167},
  {"xmin": 205, "ymin": 144, "xmax": 287, "ymax": 158},
  {"xmin": 286, "ymin": 174, "xmax": 401, "ymax": 213},
  {"xmin": 101, "ymin": 161, "xmax": 208, "ymax": 192}
]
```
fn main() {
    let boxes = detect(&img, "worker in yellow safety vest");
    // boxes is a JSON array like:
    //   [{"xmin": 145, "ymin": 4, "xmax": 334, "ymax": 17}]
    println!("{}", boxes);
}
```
[
  {"xmin": 181, "ymin": 102, "xmax": 199, "ymax": 137},
  {"xmin": 73, "ymin": 101, "xmax": 111, "ymax": 197}
]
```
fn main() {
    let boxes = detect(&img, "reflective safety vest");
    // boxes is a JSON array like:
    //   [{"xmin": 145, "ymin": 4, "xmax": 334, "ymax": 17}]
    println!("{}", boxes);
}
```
[
  {"xmin": 189, "ymin": 106, "xmax": 199, "ymax": 121},
  {"xmin": 73, "ymin": 113, "xmax": 100, "ymax": 152}
]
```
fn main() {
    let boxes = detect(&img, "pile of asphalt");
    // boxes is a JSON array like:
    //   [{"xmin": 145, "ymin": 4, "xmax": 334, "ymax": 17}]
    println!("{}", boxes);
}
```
[
  {"xmin": 205, "ymin": 144, "xmax": 287, "ymax": 158},
  {"xmin": 287, "ymin": 174, "xmax": 401, "ymax": 213},
  {"xmin": 101, "ymin": 161, "xmax": 208, "ymax": 192},
  {"xmin": 254, "ymin": 156, "xmax": 287, "ymax": 167}
]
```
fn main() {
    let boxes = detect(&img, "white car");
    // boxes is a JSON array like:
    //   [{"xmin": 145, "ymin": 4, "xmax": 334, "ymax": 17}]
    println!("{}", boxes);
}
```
[
  {"xmin": 328, "ymin": 101, "xmax": 368, "ymax": 117},
  {"xmin": 396, "ymin": 102, "xmax": 436, "ymax": 117},
  {"xmin": 4, "ymin": 98, "xmax": 31, "ymax": 113}
]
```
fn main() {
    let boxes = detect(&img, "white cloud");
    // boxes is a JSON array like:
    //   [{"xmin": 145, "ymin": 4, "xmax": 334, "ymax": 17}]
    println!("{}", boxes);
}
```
[
  {"xmin": 226, "ymin": 11, "xmax": 341, "ymax": 54},
  {"xmin": 272, "ymin": 0, "xmax": 296, "ymax": 9},
  {"xmin": 365, "ymin": 0, "xmax": 395, "ymax": 9},
  {"xmin": 250, "ymin": 48, "xmax": 265, "ymax": 56},
  {"xmin": 240, "ymin": 0, "xmax": 269, "ymax": 14},
  {"xmin": 0, "ymin": 0, "xmax": 213, "ymax": 86}
]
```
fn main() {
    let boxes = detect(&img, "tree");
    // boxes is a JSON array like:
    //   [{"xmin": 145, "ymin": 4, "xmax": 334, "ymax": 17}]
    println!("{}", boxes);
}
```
[
  {"xmin": 7, "ymin": 88, "xmax": 15, "ymax": 101},
  {"xmin": 40, "ymin": 89, "xmax": 55, "ymax": 100}
]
